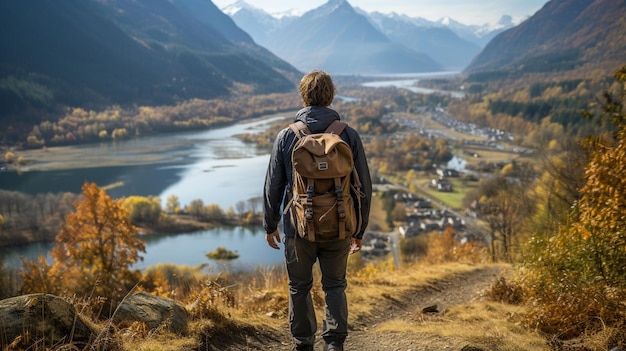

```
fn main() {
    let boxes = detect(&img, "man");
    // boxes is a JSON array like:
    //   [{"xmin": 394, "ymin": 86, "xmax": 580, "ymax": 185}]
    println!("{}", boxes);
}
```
[{"xmin": 263, "ymin": 70, "xmax": 372, "ymax": 351}]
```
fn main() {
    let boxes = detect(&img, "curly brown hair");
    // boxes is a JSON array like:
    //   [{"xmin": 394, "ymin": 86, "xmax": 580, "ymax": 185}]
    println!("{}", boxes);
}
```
[{"xmin": 298, "ymin": 70, "xmax": 336, "ymax": 107}]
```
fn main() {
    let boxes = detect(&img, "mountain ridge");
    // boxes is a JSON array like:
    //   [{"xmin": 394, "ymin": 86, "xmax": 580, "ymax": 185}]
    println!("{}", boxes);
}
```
[
  {"xmin": 227, "ymin": 0, "xmax": 444, "ymax": 74},
  {"xmin": 225, "ymin": 0, "xmax": 515, "ymax": 73},
  {"xmin": 464, "ymin": 0, "xmax": 625, "ymax": 75},
  {"xmin": 0, "ymin": 0, "xmax": 300, "ymax": 120}
]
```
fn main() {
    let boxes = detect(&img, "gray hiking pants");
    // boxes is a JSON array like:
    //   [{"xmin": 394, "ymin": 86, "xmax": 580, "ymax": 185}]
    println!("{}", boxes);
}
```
[{"xmin": 284, "ymin": 236, "xmax": 351, "ymax": 348}]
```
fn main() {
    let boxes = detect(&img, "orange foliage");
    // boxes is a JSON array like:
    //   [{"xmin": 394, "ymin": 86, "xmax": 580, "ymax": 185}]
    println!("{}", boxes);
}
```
[
  {"xmin": 21, "ymin": 182, "xmax": 145, "ymax": 300},
  {"xmin": 423, "ymin": 226, "xmax": 485, "ymax": 264}
]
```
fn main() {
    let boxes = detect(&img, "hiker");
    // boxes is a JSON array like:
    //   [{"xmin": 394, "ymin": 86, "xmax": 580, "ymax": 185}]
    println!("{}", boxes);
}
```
[{"xmin": 263, "ymin": 70, "xmax": 372, "ymax": 351}]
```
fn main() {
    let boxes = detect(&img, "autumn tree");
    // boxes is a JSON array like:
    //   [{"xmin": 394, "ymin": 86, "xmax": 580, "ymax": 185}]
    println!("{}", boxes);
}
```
[
  {"xmin": 4, "ymin": 151, "xmax": 15, "ymax": 163},
  {"xmin": 205, "ymin": 203, "xmax": 225, "ymax": 223},
  {"xmin": 522, "ymin": 66, "xmax": 626, "ymax": 338},
  {"xmin": 466, "ymin": 174, "xmax": 535, "ymax": 262},
  {"xmin": 122, "ymin": 195, "xmax": 162, "ymax": 226},
  {"xmin": 235, "ymin": 200, "xmax": 246, "ymax": 221},
  {"xmin": 21, "ymin": 182, "xmax": 145, "ymax": 301},
  {"xmin": 165, "ymin": 194, "xmax": 181, "ymax": 214},
  {"xmin": 186, "ymin": 199, "xmax": 205, "ymax": 219}
]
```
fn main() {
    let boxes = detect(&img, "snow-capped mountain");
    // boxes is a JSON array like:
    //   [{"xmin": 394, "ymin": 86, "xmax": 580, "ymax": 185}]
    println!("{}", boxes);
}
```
[
  {"xmin": 226, "ymin": 0, "xmax": 441, "ymax": 74},
  {"xmin": 222, "ymin": 0, "xmax": 514, "ymax": 73},
  {"xmin": 436, "ymin": 15, "xmax": 515, "ymax": 47},
  {"xmin": 367, "ymin": 12, "xmax": 481, "ymax": 70}
]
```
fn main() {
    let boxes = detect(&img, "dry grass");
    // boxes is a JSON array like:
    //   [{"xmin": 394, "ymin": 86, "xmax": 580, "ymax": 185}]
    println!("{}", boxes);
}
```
[
  {"xmin": 342, "ymin": 261, "xmax": 550, "ymax": 351},
  {"xmin": 373, "ymin": 302, "xmax": 548, "ymax": 350},
  {"xmin": 9, "ymin": 260, "xmax": 554, "ymax": 350}
]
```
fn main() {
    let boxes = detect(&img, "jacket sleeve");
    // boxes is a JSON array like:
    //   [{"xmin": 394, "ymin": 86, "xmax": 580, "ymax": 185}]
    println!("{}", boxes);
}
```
[
  {"xmin": 349, "ymin": 129, "xmax": 372, "ymax": 239},
  {"xmin": 263, "ymin": 128, "xmax": 289, "ymax": 234}
]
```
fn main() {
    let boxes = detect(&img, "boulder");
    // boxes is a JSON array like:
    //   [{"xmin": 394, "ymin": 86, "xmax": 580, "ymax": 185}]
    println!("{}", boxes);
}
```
[
  {"xmin": 0, "ymin": 294, "xmax": 97, "ymax": 348},
  {"xmin": 112, "ymin": 292, "xmax": 189, "ymax": 334}
]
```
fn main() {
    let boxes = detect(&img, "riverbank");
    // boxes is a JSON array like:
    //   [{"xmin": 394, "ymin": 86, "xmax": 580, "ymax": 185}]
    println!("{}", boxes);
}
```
[{"xmin": 2, "ymin": 112, "xmax": 294, "ymax": 173}]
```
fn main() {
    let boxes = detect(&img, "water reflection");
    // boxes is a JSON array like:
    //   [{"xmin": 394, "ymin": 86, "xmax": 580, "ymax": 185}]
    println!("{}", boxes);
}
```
[{"xmin": 137, "ymin": 226, "xmax": 284, "ymax": 273}]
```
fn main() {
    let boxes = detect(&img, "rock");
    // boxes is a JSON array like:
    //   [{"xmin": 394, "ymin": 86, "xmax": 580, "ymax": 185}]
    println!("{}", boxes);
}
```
[
  {"xmin": 421, "ymin": 304, "xmax": 439, "ymax": 313},
  {"xmin": 460, "ymin": 346, "xmax": 485, "ymax": 351},
  {"xmin": 112, "ymin": 292, "xmax": 189, "ymax": 334},
  {"xmin": 0, "ymin": 293, "xmax": 98, "ymax": 348}
]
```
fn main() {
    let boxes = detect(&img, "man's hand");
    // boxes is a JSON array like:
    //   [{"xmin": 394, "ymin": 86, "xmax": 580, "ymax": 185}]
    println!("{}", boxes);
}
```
[
  {"xmin": 350, "ymin": 237, "xmax": 363, "ymax": 254},
  {"xmin": 266, "ymin": 230, "xmax": 281, "ymax": 250}
]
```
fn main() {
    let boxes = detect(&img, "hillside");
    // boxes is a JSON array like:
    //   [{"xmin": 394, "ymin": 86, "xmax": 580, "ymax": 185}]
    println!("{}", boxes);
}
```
[
  {"xmin": 0, "ymin": 0, "xmax": 299, "ymax": 120},
  {"xmin": 465, "ymin": 0, "xmax": 626, "ymax": 75},
  {"xmin": 219, "ymin": 263, "xmax": 541, "ymax": 351}
]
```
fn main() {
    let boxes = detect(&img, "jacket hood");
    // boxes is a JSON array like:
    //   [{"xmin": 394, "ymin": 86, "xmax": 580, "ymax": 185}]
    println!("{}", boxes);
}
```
[{"xmin": 295, "ymin": 106, "xmax": 340, "ymax": 133}]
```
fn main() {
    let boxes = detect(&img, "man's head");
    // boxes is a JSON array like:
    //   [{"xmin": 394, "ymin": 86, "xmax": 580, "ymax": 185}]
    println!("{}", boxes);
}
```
[{"xmin": 299, "ymin": 70, "xmax": 335, "ymax": 107}]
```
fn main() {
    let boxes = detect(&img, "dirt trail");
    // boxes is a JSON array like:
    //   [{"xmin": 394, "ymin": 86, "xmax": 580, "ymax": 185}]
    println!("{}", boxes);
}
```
[
  {"xmin": 342, "ymin": 264, "xmax": 508, "ymax": 351},
  {"xmin": 217, "ymin": 264, "xmax": 510, "ymax": 351}
]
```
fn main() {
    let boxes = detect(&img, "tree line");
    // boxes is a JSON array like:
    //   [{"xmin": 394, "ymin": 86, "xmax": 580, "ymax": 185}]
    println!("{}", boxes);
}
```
[
  {"xmin": 0, "ymin": 188, "xmax": 263, "ymax": 248},
  {"xmin": 1, "ymin": 93, "xmax": 302, "ymax": 147}
]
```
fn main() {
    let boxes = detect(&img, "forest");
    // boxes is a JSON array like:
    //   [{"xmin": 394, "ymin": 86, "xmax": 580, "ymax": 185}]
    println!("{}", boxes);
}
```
[{"xmin": 0, "ymin": 65, "xmax": 625, "ymax": 350}]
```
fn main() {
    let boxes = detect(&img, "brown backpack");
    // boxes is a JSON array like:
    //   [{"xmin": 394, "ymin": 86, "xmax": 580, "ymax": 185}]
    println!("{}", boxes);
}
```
[{"xmin": 286, "ymin": 120, "xmax": 362, "ymax": 242}]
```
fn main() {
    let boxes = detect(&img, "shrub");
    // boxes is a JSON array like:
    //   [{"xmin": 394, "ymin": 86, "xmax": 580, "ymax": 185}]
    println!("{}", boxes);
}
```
[
  {"xmin": 206, "ymin": 247, "xmax": 239, "ymax": 260},
  {"xmin": 485, "ymin": 277, "xmax": 525, "ymax": 305}
]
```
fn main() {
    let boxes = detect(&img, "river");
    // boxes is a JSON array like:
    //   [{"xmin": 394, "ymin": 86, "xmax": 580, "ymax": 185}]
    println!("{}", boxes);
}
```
[
  {"xmin": 0, "ymin": 73, "xmax": 462, "ymax": 272},
  {"xmin": 0, "ymin": 116, "xmax": 287, "ymax": 272}
]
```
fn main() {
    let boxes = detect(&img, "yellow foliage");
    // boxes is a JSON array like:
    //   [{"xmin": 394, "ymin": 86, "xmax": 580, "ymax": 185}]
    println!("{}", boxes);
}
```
[
  {"xmin": 522, "ymin": 66, "xmax": 626, "ymax": 338},
  {"xmin": 21, "ymin": 182, "xmax": 145, "ymax": 300},
  {"xmin": 499, "ymin": 163, "xmax": 514, "ymax": 176},
  {"xmin": 4, "ymin": 151, "xmax": 15, "ymax": 163},
  {"xmin": 424, "ymin": 227, "xmax": 485, "ymax": 264},
  {"xmin": 122, "ymin": 195, "xmax": 162, "ymax": 226}
]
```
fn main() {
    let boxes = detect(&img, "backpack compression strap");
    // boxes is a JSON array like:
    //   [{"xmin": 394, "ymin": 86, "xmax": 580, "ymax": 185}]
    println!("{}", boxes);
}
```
[{"xmin": 335, "ymin": 177, "xmax": 346, "ymax": 240}]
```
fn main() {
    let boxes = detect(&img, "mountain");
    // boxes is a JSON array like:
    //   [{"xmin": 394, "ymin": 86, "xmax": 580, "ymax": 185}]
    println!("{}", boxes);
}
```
[
  {"xmin": 464, "ymin": 0, "xmax": 626, "ymax": 75},
  {"xmin": 0, "ymin": 0, "xmax": 299, "ymax": 118},
  {"xmin": 225, "ymin": 0, "xmax": 518, "ymax": 74},
  {"xmin": 230, "ymin": 0, "xmax": 442, "ymax": 75},
  {"xmin": 366, "ymin": 12, "xmax": 481, "ymax": 70},
  {"xmin": 437, "ymin": 16, "xmax": 516, "ymax": 48},
  {"xmin": 223, "ymin": 0, "xmax": 297, "ymax": 49}
]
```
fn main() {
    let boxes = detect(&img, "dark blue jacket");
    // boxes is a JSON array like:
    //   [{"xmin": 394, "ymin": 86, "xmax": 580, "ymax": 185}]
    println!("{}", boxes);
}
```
[{"xmin": 263, "ymin": 106, "xmax": 372, "ymax": 239}]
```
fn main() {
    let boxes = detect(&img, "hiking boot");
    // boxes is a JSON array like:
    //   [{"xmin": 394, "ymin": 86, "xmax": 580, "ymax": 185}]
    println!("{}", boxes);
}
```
[
  {"xmin": 325, "ymin": 344, "xmax": 344, "ymax": 351},
  {"xmin": 294, "ymin": 345, "xmax": 314, "ymax": 351}
]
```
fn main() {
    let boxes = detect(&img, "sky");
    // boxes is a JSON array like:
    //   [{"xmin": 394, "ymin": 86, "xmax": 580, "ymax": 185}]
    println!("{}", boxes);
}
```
[{"xmin": 211, "ymin": 0, "xmax": 550, "ymax": 26}]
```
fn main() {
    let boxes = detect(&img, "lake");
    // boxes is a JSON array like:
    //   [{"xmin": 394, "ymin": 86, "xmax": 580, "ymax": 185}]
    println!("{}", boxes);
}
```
[
  {"xmin": 1, "ymin": 116, "xmax": 285, "ymax": 210},
  {"xmin": 0, "ymin": 116, "xmax": 287, "ymax": 272}
]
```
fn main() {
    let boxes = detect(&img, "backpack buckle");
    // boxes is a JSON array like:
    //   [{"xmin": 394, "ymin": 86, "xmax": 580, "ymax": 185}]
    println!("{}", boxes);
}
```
[
  {"xmin": 338, "ymin": 207, "xmax": 346, "ymax": 220},
  {"xmin": 335, "ymin": 185, "xmax": 343, "ymax": 198}
]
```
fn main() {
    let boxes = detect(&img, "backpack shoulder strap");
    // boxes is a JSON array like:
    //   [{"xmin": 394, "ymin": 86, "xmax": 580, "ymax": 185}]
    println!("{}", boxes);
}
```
[
  {"xmin": 325, "ymin": 120, "xmax": 347, "ymax": 135},
  {"xmin": 289, "ymin": 121, "xmax": 310, "ymax": 139},
  {"xmin": 290, "ymin": 120, "xmax": 347, "ymax": 138}
]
